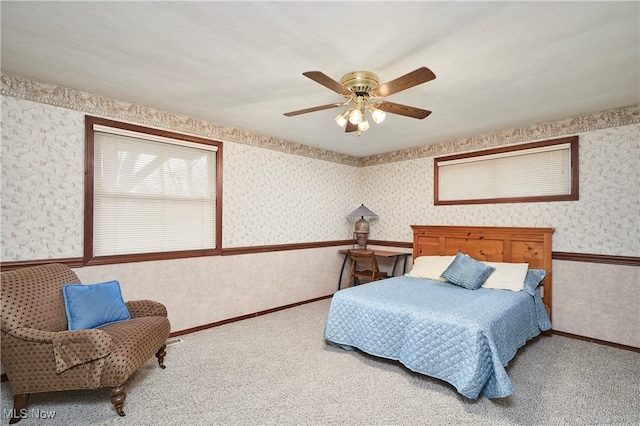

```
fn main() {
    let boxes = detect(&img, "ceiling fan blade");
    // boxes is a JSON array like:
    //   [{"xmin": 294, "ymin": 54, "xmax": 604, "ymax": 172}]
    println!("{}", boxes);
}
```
[
  {"xmin": 345, "ymin": 120, "xmax": 358, "ymax": 133},
  {"xmin": 377, "ymin": 101, "xmax": 432, "ymax": 119},
  {"xmin": 303, "ymin": 71, "xmax": 352, "ymax": 96},
  {"xmin": 372, "ymin": 67, "xmax": 436, "ymax": 97},
  {"xmin": 283, "ymin": 103, "xmax": 343, "ymax": 117}
]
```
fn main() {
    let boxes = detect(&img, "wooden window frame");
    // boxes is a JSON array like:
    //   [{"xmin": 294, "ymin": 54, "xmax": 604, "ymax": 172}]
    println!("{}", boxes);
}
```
[
  {"xmin": 84, "ymin": 115, "xmax": 223, "ymax": 266},
  {"xmin": 434, "ymin": 136, "xmax": 579, "ymax": 205}
]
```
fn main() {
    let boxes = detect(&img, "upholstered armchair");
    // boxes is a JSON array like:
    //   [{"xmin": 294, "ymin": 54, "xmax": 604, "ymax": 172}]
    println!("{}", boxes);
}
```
[{"xmin": 1, "ymin": 263, "xmax": 170, "ymax": 423}]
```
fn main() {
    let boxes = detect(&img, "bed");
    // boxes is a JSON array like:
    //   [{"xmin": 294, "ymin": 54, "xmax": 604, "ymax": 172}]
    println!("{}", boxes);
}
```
[{"xmin": 324, "ymin": 225, "xmax": 554, "ymax": 399}]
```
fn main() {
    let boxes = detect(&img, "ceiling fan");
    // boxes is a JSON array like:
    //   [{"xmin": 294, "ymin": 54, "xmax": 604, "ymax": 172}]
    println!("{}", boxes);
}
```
[{"xmin": 283, "ymin": 67, "xmax": 436, "ymax": 135}]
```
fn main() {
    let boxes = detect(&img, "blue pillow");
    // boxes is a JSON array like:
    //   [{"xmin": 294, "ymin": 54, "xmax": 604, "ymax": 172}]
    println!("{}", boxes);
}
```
[
  {"xmin": 440, "ymin": 252, "xmax": 496, "ymax": 290},
  {"xmin": 63, "ymin": 281, "xmax": 131, "ymax": 330},
  {"xmin": 522, "ymin": 269, "xmax": 547, "ymax": 296}
]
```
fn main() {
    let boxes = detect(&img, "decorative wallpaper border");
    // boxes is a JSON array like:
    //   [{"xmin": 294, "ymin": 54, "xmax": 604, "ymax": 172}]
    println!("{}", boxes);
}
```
[
  {"xmin": 361, "ymin": 106, "xmax": 640, "ymax": 166},
  {"xmin": 0, "ymin": 73, "xmax": 358, "ymax": 167},
  {"xmin": 2, "ymin": 72, "xmax": 638, "ymax": 167}
]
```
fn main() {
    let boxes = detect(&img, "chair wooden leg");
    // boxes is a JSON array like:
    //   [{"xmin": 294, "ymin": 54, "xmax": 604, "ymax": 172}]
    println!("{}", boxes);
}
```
[
  {"xmin": 156, "ymin": 344, "xmax": 167, "ymax": 369},
  {"xmin": 110, "ymin": 386, "xmax": 126, "ymax": 417},
  {"xmin": 9, "ymin": 394, "xmax": 30, "ymax": 424}
]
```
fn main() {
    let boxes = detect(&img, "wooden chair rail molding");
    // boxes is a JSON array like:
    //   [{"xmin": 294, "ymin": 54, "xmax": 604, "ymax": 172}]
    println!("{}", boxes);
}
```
[
  {"xmin": 1, "ymin": 242, "xmax": 638, "ymax": 272},
  {"xmin": 552, "ymin": 252, "xmax": 640, "ymax": 266}
]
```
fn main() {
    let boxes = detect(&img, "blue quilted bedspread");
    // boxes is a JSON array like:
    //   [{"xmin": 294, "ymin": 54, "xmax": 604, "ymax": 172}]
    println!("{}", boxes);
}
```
[{"xmin": 324, "ymin": 276, "xmax": 551, "ymax": 399}]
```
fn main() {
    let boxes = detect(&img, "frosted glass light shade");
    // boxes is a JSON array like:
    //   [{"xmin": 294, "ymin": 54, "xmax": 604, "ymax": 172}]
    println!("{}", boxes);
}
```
[
  {"xmin": 348, "ymin": 109, "xmax": 363, "ymax": 124},
  {"xmin": 371, "ymin": 108, "xmax": 386, "ymax": 123}
]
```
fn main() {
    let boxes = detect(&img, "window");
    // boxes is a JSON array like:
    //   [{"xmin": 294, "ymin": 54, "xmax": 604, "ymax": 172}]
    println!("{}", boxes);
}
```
[
  {"xmin": 434, "ymin": 136, "xmax": 578, "ymax": 205},
  {"xmin": 85, "ymin": 116, "xmax": 222, "ymax": 265}
]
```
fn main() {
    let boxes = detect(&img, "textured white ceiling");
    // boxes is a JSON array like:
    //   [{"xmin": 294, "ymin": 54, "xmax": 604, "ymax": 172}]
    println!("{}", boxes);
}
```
[{"xmin": 2, "ymin": 1, "xmax": 638, "ymax": 157}]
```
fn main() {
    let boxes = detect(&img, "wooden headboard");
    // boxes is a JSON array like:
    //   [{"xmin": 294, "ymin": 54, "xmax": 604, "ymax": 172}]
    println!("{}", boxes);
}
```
[{"xmin": 411, "ymin": 225, "xmax": 555, "ymax": 322}]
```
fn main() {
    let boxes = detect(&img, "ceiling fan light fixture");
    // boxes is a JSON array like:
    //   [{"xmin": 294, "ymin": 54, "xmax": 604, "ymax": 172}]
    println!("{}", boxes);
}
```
[{"xmin": 284, "ymin": 67, "xmax": 436, "ymax": 135}]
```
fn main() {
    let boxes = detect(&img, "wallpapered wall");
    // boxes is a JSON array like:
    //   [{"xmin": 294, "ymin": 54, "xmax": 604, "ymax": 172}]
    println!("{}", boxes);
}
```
[
  {"xmin": 224, "ymin": 142, "xmax": 358, "ymax": 247},
  {"xmin": 2, "ymin": 94, "xmax": 638, "ymax": 258},
  {"xmin": 1, "ymin": 99, "xmax": 85, "ymax": 260},
  {"xmin": 0, "ymin": 96, "xmax": 360, "ymax": 260},
  {"xmin": 359, "ymin": 124, "xmax": 639, "ymax": 256},
  {"xmin": 1, "ymin": 74, "xmax": 638, "ymax": 345}
]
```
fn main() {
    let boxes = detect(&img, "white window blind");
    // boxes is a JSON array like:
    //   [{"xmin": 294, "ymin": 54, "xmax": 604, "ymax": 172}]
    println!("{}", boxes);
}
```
[
  {"xmin": 93, "ymin": 127, "xmax": 217, "ymax": 256},
  {"xmin": 437, "ymin": 143, "xmax": 572, "ymax": 202}
]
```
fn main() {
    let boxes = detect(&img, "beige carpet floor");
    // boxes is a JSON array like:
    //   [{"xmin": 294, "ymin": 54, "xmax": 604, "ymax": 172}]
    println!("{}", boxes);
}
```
[{"xmin": 1, "ymin": 299, "xmax": 638, "ymax": 425}]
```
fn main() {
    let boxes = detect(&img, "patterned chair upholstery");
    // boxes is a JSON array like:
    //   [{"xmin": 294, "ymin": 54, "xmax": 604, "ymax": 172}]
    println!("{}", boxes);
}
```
[{"xmin": 1, "ymin": 263, "xmax": 170, "ymax": 423}]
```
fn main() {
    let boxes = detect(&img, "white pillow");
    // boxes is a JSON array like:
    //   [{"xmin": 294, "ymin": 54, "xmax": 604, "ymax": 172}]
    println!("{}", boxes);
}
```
[
  {"xmin": 406, "ymin": 256, "xmax": 456, "ymax": 282},
  {"xmin": 481, "ymin": 262, "xmax": 529, "ymax": 291}
]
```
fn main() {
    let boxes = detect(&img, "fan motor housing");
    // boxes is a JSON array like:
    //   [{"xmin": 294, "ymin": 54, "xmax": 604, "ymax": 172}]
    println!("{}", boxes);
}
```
[{"xmin": 340, "ymin": 71, "xmax": 379, "ymax": 94}]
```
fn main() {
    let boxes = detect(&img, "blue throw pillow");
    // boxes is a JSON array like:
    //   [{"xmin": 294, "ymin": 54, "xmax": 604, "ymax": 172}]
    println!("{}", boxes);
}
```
[
  {"xmin": 440, "ymin": 252, "xmax": 496, "ymax": 290},
  {"xmin": 522, "ymin": 269, "xmax": 547, "ymax": 296},
  {"xmin": 63, "ymin": 280, "xmax": 131, "ymax": 330}
]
